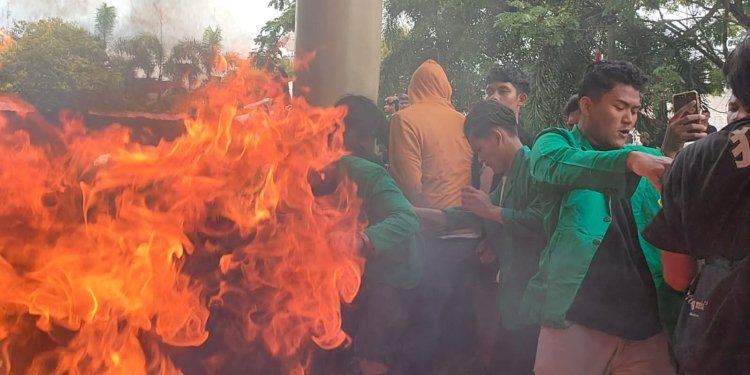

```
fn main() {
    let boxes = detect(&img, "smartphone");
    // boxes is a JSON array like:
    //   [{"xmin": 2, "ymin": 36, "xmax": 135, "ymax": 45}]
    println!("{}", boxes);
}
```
[{"xmin": 672, "ymin": 91, "xmax": 701, "ymax": 124}]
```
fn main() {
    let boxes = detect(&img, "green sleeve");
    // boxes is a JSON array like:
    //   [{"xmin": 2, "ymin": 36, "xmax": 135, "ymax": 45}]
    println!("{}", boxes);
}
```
[
  {"xmin": 353, "ymin": 164, "xmax": 420, "ymax": 255},
  {"xmin": 530, "ymin": 130, "xmax": 639, "ymax": 198},
  {"xmin": 501, "ymin": 205, "xmax": 543, "ymax": 238}
]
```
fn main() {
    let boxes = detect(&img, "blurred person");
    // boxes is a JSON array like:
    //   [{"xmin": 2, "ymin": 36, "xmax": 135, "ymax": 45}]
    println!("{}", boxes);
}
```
[
  {"xmin": 702, "ymin": 104, "xmax": 718, "ymax": 134},
  {"xmin": 397, "ymin": 93, "xmax": 410, "ymax": 111},
  {"xmin": 644, "ymin": 32, "xmax": 750, "ymax": 375},
  {"xmin": 415, "ymin": 100, "xmax": 547, "ymax": 374},
  {"xmin": 384, "ymin": 96, "xmax": 398, "ymax": 117},
  {"xmin": 388, "ymin": 59, "xmax": 478, "ymax": 373},
  {"xmin": 320, "ymin": 95, "xmax": 424, "ymax": 375},
  {"xmin": 525, "ymin": 61, "xmax": 696, "ymax": 375},
  {"xmin": 563, "ymin": 94, "xmax": 581, "ymax": 129}
]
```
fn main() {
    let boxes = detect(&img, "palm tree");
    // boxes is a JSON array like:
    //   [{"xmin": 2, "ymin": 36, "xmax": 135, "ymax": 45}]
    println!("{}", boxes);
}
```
[
  {"xmin": 166, "ymin": 38, "xmax": 204, "ymax": 89},
  {"xmin": 113, "ymin": 33, "xmax": 163, "ymax": 78},
  {"xmin": 201, "ymin": 26, "xmax": 223, "ymax": 77},
  {"xmin": 95, "ymin": 3, "xmax": 117, "ymax": 50}
]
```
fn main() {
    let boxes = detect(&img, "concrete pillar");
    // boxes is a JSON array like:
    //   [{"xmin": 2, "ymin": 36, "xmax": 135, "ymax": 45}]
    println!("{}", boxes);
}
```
[{"xmin": 294, "ymin": 0, "xmax": 383, "ymax": 107}]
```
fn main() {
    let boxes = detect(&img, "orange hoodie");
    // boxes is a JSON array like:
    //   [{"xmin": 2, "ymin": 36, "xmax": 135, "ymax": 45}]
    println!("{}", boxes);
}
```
[{"xmin": 388, "ymin": 60, "xmax": 473, "ymax": 209}]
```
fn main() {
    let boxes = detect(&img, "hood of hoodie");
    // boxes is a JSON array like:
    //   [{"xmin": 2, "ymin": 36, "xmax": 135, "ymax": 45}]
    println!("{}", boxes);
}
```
[{"xmin": 407, "ymin": 59, "xmax": 453, "ymax": 106}]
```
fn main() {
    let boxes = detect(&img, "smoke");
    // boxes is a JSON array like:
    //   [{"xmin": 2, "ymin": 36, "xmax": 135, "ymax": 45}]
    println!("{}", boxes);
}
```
[{"xmin": 4, "ymin": 0, "xmax": 281, "ymax": 52}]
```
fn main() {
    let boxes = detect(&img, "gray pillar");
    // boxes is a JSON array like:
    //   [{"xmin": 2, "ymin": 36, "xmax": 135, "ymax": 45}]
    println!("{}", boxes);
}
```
[{"xmin": 294, "ymin": 0, "xmax": 383, "ymax": 107}]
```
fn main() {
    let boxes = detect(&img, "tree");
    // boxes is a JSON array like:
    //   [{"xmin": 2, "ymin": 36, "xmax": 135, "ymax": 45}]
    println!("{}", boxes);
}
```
[
  {"xmin": 0, "ymin": 18, "xmax": 123, "ymax": 112},
  {"xmin": 254, "ymin": 0, "xmax": 296, "ymax": 68},
  {"xmin": 165, "ymin": 38, "xmax": 204, "ymax": 90},
  {"xmin": 113, "ymin": 33, "xmax": 163, "ymax": 79},
  {"xmin": 494, "ymin": 0, "xmax": 730, "ymax": 135},
  {"xmin": 201, "ymin": 26, "xmax": 223, "ymax": 77},
  {"xmin": 95, "ymin": 2, "xmax": 117, "ymax": 50},
  {"xmin": 380, "ymin": 0, "xmax": 506, "ymax": 111},
  {"xmin": 640, "ymin": 0, "xmax": 749, "ymax": 70}
]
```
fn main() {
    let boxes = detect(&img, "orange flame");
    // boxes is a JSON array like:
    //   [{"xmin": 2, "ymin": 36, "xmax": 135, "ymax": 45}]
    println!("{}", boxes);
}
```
[{"xmin": 0, "ymin": 61, "xmax": 364, "ymax": 374}]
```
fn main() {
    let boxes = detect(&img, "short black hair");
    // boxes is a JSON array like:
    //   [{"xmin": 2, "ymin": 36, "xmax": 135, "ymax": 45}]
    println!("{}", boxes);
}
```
[
  {"xmin": 564, "ymin": 94, "xmax": 580, "ymax": 116},
  {"xmin": 578, "ymin": 61, "xmax": 648, "ymax": 101},
  {"xmin": 335, "ymin": 95, "xmax": 387, "ymax": 147},
  {"xmin": 485, "ymin": 65, "xmax": 532, "ymax": 95},
  {"xmin": 723, "ymin": 31, "xmax": 750, "ymax": 110},
  {"xmin": 464, "ymin": 100, "xmax": 519, "ymax": 140}
]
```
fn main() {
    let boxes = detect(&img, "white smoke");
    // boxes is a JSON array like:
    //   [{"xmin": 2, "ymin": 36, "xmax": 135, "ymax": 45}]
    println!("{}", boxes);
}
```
[{"xmin": 3, "ymin": 0, "xmax": 280, "ymax": 52}]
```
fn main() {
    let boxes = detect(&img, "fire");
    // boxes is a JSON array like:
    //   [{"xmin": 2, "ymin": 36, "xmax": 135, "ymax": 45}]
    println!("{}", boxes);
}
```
[{"xmin": 0, "ymin": 61, "xmax": 364, "ymax": 374}]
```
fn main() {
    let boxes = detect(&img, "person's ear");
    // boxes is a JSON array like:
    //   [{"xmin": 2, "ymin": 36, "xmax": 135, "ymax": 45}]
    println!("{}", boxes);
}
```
[
  {"xmin": 518, "ymin": 93, "xmax": 529, "ymax": 107},
  {"xmin": 492, "ymin": 128, "xmax": 504, "ymax": 145},
  {"xmin": 580, "ymin": 96, "xmax": 593, "ymax": 117}
]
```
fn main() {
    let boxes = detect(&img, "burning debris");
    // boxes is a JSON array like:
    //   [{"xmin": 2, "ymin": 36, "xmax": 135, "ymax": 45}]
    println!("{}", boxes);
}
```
[{"xmin": 0, "ymin": 62, "xmax": 365, "ymax": 374}]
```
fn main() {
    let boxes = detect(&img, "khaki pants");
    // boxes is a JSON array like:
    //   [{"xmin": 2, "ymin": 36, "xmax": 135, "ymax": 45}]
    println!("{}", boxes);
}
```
[{"xmin": 534, "ymin": 323, "xmax": 676, "ymax": 375}]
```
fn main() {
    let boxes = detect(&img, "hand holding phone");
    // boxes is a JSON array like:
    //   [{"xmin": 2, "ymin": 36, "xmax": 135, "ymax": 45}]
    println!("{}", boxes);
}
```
[{"xmin": 662, "ymin": 91, "xmax": 709, "ymax": 156}]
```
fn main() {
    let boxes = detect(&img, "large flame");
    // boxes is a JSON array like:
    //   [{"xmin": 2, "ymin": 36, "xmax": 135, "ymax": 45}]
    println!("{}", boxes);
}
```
[{"xmin": 0, "ymin": 62, "xmax": 364, "ymax": 374}]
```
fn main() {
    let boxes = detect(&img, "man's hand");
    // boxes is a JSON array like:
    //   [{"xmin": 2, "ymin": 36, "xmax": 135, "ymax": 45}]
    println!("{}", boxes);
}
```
[
  {"xmin": 662, "ymin": 100, "xmax": 708, "ymax": 157},
  {"xmin": 461, "ymin": 186, "xmax": 501, "ymax": 222},
  {"xmin": 475, "ymin": 239, "xmax": 496, "ymax": 264},
  {"xmin": 626, "ymin": 151, "xmax": 673, "ymax": 190}
]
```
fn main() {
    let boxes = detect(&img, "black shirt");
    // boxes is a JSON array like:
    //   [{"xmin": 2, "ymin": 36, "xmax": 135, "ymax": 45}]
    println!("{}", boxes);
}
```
[
  {"xmin": 567, "ymin": 198, "xmax": 662, "ymax": 340},
  {"xmin": 644, "ymin": 117, "xmax": 750, "ymax": 261}
]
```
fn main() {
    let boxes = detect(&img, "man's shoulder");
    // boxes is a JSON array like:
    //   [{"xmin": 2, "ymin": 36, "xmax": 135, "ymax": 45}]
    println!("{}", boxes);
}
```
[
  {"xmin": 533, "ymin": 127, "xmax": 578, "ymax": 148},
  {"xmin": 340, "ymin": 155, "xmax": 387, "ymax": 175}
]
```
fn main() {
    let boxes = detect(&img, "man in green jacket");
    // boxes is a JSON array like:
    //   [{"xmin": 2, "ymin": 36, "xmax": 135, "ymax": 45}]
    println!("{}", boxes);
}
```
[
  {"xmin": 524, "ymin": 61, "xmax": 686, "ymax": 375},
  {"xmin": 415, "ymin": 100, "xmax": 547, "ymax": 374},
  {"xmin": 322, "ymin": 95, "xmax": 423, "ymax": 375}
]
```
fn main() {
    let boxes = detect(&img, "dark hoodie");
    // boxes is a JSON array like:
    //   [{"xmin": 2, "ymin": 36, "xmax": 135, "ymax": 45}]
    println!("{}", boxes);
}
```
[{"xmin": 388, "ymin": 60, "xmax": 472, "ymax": 209}]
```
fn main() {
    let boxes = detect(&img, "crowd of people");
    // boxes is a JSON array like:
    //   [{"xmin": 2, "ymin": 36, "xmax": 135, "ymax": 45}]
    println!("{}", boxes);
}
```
[{"xmin": 320, "ymin": 31, "xmax": 750, "ymax": 375}]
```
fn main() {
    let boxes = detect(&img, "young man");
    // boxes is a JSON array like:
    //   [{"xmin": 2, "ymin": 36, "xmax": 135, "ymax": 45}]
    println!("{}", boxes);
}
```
[
  {"xmin": 701, "ymin": 104, "xmax": 718, "ymax": 134},
  {"xmin": 644, "ymin": 32, "xmax": 750, "ymax": 374},
  {"xmin": 484, "ymin": 65, "xmax": 533, "ymax": 146},
  {"xmin": 563, "ymin": 94, "xmax": 580, "ymax": 129},
  {"xmin": 388, "ymin": 59, "xmax": 478, "ymax": 373},
  {"xmin": 474, "ymin": 65, "xmax": 534, "ymax": 191},
  {"xmin": 416, "ymin": 100, "xmax": 547, "ymax": 374},
  {"xmin": 327, "ymin": 95, "xmax": 424, "ymax": 375},
  {"xmin": 523, "ymin": 61, "xmax": 689, "ymax": 375},
  {"xmin": 397, "ymin": 93, "xmax": 410, "ymax": 111}
]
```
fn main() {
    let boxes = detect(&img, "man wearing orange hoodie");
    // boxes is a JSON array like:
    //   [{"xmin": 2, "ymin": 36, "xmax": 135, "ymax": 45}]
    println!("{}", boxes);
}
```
[{"xmin": 389, "ymin": 59, "xmax": 477, "ymax": 373}]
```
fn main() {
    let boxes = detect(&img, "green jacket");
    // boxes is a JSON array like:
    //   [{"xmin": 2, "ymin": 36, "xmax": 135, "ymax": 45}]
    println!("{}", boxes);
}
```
[
  {"xmin": 339, "ymin": 156, "xmax": 424, "ymax": 289},
  {"xmin": 444, "ymin": 147, "xmax": 548, "ymax": 329},
  {"xmin": 521, "ymin": 127, "xmax": 683, "ymax": 336}
]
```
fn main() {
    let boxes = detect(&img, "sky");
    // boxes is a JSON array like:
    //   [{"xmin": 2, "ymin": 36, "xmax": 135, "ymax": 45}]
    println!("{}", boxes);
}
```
[{"xmin": 1, "ymin": 0, "xmax": 281, "ymax": 53}]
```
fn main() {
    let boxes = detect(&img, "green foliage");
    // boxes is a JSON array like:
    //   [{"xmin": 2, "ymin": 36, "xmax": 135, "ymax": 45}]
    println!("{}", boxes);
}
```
[
  {"xmin": 495, "ymin": 0, "xmax": 733, "ymax": 133},
  {"xmin": 380, "ymin": 0, "xmax": 504, "ymax": 111},
  {"xmin": 113, "ymin": 32, "xmax": 163, "ymax": 78},
  {"xmin": 201, "ymin": 26, "xmax": 223, "ymax": 76},
  {"xmin": 254, "ymin": 1, "xmax": 296, "ymax": 68},
  {"xmin": 165, "ymin": 38, "xmax": 204, "ymax": 89},
  {"xmin": 0, "ymin": 18, "xmax": 122, "ymax": 112},
  {"xmin": 95, "ymin": 2, "xmax": 117, "ymax": 50}
]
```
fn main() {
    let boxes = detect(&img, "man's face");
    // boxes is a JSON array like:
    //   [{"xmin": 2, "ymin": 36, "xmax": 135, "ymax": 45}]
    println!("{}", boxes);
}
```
[
  {"xmin": 398, "ymin": 99, "xmax": 410, "ymax": 110},
  {"xmin": 469, "ymin": 129, "xmax": 511, "ymax": 174},
  {"xmin": 485, "ymin": 82, "xmax": 527, "ymax": 119},
  {"xmin": 384, "ymin": 99, "xmax": 396, "ymax": 114},
  {"xmin": 579, "ymin": 84, "xmax": 641, "ymax": 150},
  {"xmin": 701, "ymin": 110, "xmax": 711, "ymax": 126},
  {"xmin": 728, "ymin": 95, "xmax": 749, "ymax": 124}
]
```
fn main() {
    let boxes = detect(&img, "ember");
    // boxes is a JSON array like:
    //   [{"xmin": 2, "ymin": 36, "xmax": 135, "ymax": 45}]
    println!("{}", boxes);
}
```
[{"xmin": 0, "ymin": 62, "xmax": 365, "ymax": 374}]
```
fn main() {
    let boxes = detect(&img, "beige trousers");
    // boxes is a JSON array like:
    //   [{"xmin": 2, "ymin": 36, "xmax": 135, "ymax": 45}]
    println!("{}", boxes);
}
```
[{"xmin": 534, "ymin": 323, "xmax": 676, "ymax": 375}]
